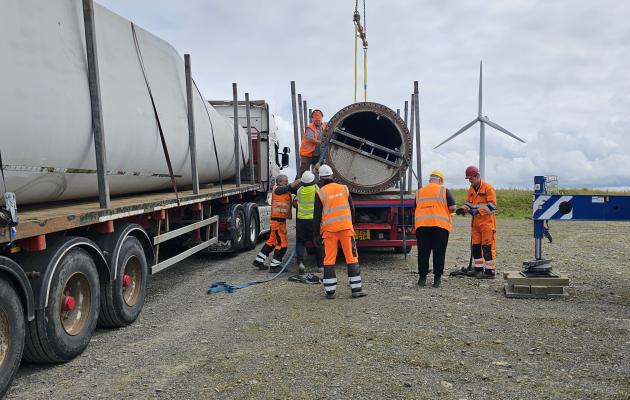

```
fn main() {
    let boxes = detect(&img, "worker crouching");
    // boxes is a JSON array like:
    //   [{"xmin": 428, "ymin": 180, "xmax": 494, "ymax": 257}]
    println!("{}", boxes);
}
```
[
  {"xmin": 253, "ymin": 174, "xmax": 301, "ymax": 273},
  {"xmin": 313, "ymin": 165, "xmax": 366, "ymax": 299},
  {"xmin": 456, "ymin": 166, "xmax": 498, "ymax": 278}
]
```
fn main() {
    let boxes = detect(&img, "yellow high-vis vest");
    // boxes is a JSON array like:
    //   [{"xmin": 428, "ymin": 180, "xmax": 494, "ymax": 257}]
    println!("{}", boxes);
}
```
[{"xmin": 296, "ymin": 184, "xmax": 319, "ymax": 220}]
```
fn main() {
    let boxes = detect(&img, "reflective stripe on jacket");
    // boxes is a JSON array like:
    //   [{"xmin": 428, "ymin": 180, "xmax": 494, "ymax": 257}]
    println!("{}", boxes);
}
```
[
  {"xmin": 296, "ymin": 184, "xmax": 319, "ymax": 220},
  {"xmin": 464, "ymin": 180, "xmax": 497, "ymax": 221},
  {"xmin": 316, "ymin": 183, "xmax": 353, "ymax": 233},
  {"xmin": 414, "ymin": 182, "xmax": 452, "ymax": 232},
  {"xmin": 271, "ymin": 185, "xmax": 292, "ymax": 219},
  {"xmin": 299, "ymin": 123, "xmax": 326, "ymax": 157}
]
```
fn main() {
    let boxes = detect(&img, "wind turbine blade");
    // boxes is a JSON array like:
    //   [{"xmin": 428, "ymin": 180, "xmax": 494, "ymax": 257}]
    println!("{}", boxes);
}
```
[
  {"xmin": 481, "ymin": 117, "xmax": 526, "ymax": 143},
  {"xmin": 478, "ymin": 60, "xmax": 483, "ymax": 117},
  {"xmin": 433, "ymin": 118, "xmax": 479, "ymax": 149}
]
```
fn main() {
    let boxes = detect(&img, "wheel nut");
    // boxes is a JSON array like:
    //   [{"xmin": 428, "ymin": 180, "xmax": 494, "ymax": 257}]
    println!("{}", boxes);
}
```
[
  {"xmin": 63, "ymin": 295, "xmax": 76, "ymax": 312},
  {"xmin": 122, "ymin": 274, "xmax": 132, "ymax": 287}
]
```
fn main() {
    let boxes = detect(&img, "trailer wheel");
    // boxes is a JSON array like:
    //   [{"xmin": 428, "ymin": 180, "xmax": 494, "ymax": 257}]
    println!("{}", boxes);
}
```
[
  {"xmin": 0, "ymin": 279, "xmax": 25, "ymax": 397},
  {"xmin": 24, "ymin": 248, "xmax": 99, "ymax": 363},
  {"xmin": 99, "ymin": 237, "xmax": 148, "ymax": 328},
  {"xmin": 227, "ymin": 204, "xmax": 246, "ymax": 252},
  {"xmin": 244, "ymin": 203, "xmax": 260, "ymax": 250}
]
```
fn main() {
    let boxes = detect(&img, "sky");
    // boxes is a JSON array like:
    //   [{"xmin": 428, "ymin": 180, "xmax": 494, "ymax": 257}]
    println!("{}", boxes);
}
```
[{"xmin": 97, "ymin": 0, "xmax": 630, "ymax": 189}]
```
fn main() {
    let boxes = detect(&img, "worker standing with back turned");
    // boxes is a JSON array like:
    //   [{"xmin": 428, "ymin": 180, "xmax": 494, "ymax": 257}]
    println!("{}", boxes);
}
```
[
  {"xmin": 295, "ymin": 170, "xmax": 324, "ymax": 274},
  {"xmin": 456, "ymin": 166, "xmax": 498, "ymax": 278},
  {"xmin": 313, "ymin": 165, "xmax": 366, "ymax": 299},
  {"xmin": 252, "ymin": 174, "xmax": 301, "ymax": 273},
  {"xmin": 299, "ymin": 109, "xmax": 326, "ymax": 175},
  {"xmin": 414, "ymin": 170, "xmax": 457, "ymax": 288}
]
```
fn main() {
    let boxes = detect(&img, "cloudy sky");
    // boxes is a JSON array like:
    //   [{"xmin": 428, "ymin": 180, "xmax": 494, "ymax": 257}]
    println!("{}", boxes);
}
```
[{"xmin": 98, "ymin": 0, "xmax": 630, "ymax": 189}]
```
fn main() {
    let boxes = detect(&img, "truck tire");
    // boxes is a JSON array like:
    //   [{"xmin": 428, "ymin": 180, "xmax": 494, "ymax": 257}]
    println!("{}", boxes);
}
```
[
  {"xmin": 243, "ymin": 203, "xmax": 260, "ymax": 250},
  {"xmin": 225, "ymin": 204, "xmax": 246, "ymax": 252},
  {"xmin": 0, "ymin": 279, "xmax": 25, "ymax": 397},
  {"xmin": 24, "ymin": 248, "xmax": 99, "ymax": 363},
  {"xmin": 98, "ymin": 237, "xmax": 148, "ymax": 328}
]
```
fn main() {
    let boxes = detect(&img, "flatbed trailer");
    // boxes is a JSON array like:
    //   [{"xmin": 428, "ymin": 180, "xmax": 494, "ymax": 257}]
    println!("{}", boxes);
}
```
[
  {"xmin": 352, "ymin": 191, "xmax": 417, "ymax": 252},
  {"xmin": 0, "ymin": 101, "xmax": 289, "ymax": 395}
]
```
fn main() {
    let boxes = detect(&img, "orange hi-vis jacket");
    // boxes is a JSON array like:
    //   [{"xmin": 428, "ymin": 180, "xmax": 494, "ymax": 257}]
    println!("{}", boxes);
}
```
[
  {"xmin": 463, "ymin": 179, "xmax": 497, "ymax": 227},
  {"xmin": 271, "ymin": 185, "xmax": 292, "ymax": 220},
  {"xmin": 299, "ymin": 122, "xmax": 326, "ymax": 157},
  {"xmin": 316, "ymin": 183, "xmax": 353, "ymax": 234},
  {"xmin": 414, "ymin": 182, "xmax": 452, "ymax": 232}
]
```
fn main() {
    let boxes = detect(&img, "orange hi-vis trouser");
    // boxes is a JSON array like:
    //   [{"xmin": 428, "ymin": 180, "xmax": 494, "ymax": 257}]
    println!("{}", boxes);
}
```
[
  {"xmin": 254, "ymin": 220, "xmax": 288, "ymax": 269},
  {"xmin": 323, "ymin": 230, "xmax": 359, "ymax": 266},
  {"xmin": 321, "ymin": 229, "xmax": 362, "ymax": 296},
  {"xmin": 471, "ymin": 217, "xmax": 497, "ymax": 273}
]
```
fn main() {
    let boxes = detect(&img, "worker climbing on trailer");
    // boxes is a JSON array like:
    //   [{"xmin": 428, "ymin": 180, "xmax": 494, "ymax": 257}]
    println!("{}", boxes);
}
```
[
  {"xmin": 295, "ymin": 170, "xmax": 324, "ymax": 274},
  {"xmin": 299, "ymin": 109, "xmax": 326, "ymax": 175},
  {"xmin": 456, "ymin": 166, "xmax": 498, "ymax": 278},
  {"xmin": 313, "ymin": 165, "xmax": 366, "ymax": 299},
  {"xmin": 253, "ymin": 174, "xmax": 301, "ymax": 273}
]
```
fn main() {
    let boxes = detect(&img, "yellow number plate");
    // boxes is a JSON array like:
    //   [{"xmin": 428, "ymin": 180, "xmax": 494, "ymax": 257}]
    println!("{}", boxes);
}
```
[{"xmin": 355, "ymin": 229, "xmax": 370, "ymax": 241}]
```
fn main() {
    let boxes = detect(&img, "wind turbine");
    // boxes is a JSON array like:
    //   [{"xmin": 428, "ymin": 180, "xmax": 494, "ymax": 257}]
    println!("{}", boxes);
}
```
[{"xmin": 434, "ymin": 61, "xmax": 525, "ymax": 178}]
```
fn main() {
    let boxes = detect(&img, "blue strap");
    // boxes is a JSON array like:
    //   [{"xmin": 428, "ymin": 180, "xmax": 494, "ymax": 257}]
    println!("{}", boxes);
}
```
[{"xmin": 207, "ymin": 248, "xmax": 296, "ymax": 294}]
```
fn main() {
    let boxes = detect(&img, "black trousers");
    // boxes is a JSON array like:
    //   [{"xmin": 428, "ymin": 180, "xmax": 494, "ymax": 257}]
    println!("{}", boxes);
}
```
[{"xmin": 416, "ymin": 227, "xmax": 450, "ymax": 278}]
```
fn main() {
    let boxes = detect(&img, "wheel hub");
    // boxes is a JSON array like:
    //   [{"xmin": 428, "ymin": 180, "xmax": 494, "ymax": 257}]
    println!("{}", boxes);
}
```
[
  {"xmin": 62, "ymin": 295, "xmax": 76, "ymax": 312},
  {"xmin": 122, "ymin": 274, "xmax": 132, "ymax": 288},
  {"xmin": 60, "ymin": 272, "xmax": 91, "ymax": 336},
  {"xmin": 122, "ymin": 256, "xmax": 142, "ymax": 307}
]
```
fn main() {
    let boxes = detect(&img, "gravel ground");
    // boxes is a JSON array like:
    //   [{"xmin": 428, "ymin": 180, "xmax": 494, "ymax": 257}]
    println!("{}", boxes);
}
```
[{"xmin": 7, "ymin": 218, "xmax": 630, "ymax": 399}]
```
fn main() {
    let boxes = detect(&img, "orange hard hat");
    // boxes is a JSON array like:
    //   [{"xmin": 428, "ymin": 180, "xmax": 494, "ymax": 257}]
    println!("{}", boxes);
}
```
[{"xmin": 465, "ymin": 165, "xmax": 480, "ymax": 179}]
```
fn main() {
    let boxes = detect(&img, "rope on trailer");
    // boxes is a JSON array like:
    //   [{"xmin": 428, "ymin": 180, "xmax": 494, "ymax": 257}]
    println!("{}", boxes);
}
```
[
  {"xmin": 353, "ymin": 0, "xmax": 368, "ymax": 102},
  {"xmin": 131, "ymin": 23, "xmax": 180, "ymax": 206},
  {"xmin": 192, "ymin": 79, "xmax": 224, "ymax": 197}
]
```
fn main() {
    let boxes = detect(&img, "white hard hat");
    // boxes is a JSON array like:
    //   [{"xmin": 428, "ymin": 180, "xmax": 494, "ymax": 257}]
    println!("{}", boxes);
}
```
[
  {"xmin": 318, "ymin": 164, "xmax": 333, "ymax": 178},
  {"xmin": 301, "ymin": 170, "xmax": 315, "ymax": 184}
]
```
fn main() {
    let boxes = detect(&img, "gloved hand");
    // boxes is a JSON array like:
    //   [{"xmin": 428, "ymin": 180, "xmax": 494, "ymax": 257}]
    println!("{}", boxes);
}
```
[
  {"xmin": 469, "ymin": 207, "xmax": 479, "ymax": 216},
  {"xmin": 455, "ymin": 207, "xmax": 466, "ymax": 216}
]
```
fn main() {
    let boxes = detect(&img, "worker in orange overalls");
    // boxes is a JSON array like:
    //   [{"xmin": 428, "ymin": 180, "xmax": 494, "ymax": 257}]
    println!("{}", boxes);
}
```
[
  {"xmin": 456, "ymin": 166, "xmax": 498, "ymax": 278},
  {"xmin": 414, "ymin": 170, "xmax": 457, "ymax": 288},
  {"xmin": 298, "ymin": 109, "xmax": 326, "ymax": 175},
  {"xmin": 252, "ymin": 174, "xmax": 301, "ymax": 273},
  {"xmin": 312, "ymin": 165, "xmax": 366, "ymax": 299}
]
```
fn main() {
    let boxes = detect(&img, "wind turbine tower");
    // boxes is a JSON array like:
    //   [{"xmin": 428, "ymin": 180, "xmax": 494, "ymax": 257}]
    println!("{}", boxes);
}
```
[{"xmin": 434, "ymin": 61, "xmax": 525, "ymax": 178}]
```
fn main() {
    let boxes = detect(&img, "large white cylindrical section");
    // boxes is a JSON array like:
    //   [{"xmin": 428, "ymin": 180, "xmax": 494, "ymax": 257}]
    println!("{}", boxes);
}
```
[{"xmin": 0, "ymin": 1, "xmax": 248, "ymax": 205}]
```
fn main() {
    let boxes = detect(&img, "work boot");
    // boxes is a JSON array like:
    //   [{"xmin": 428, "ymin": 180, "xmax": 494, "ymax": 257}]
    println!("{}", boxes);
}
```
[
  {"xmin": 478, "ymin": 270, "xmax": 496, "ymax": 279},
  {"xmin": 298, "ymin": 262, "xmax": 306, "ymax": 275},
  {"xmin": 269, "ymin": 265, "xmax": 287, "ymax": 274},
  {"xmin": 433, "ymin": 276, "xmax": 442, "ymax": 288},
  {"xmin": 351, "ymin": 291, "xmax": 367, "ymax": 298},
  {"xmin": 418, "ymin": 276, "xmax": 427, "ymax": 287},
  {"xmin": 325, "ymin": 292, "xmax": 336, "ymax": 300},
  {"xmin": 252, "ymin": 260, "xmax": 266, "ymax": 270}
]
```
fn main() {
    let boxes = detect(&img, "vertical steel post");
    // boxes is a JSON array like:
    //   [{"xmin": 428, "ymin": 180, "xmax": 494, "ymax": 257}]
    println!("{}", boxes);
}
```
[
  {"xmin": 82, "ymin": 0, "xmax": 110, "ymax": 208},
  {"xmin": 290, "ymin": 82, "xmax": 300, "ymax": 171},
  {"xmin": 245, "ymin": 93, "xmax": 255, "ymax": 184},
  {"xmin": 404, "ymin": 100, "xmax": 412, "ymax": 192},
  {"xmin": 232, "ymin": 83, "xmax": 241, "ymax": 187},
  {"xmin": 297, "ymin": 94, "xmax": 304, "ymax": 148},
  {"xmin": 409, "ymin": 94, "xmax": 415, "ymax": 192},
  {"xmin": 414, "ymin": 81, "xmax": 421, "ymax": 189},
  {"xmin": 303, "ymin": 100, "xmax": 308, "ymax": 129},
  {"xmin": 308, "ymin": 108, "xmax": 313, "ymax": 123},
  {"xmin": 185, "ymin": 54, "xmax": 199, "ymax": 194}
]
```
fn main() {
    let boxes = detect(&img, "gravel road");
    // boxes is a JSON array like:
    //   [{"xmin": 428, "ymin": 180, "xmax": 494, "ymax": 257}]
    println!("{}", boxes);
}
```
[{"xmin": 7, "ymin": 219, "xmax": 630, "ymax": 399}]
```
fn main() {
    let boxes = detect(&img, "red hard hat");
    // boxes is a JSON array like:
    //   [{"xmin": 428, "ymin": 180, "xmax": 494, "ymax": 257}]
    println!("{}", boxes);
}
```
[{"xmin": 465, "ymin": 165, "xmax": 480, "ymax": 179}]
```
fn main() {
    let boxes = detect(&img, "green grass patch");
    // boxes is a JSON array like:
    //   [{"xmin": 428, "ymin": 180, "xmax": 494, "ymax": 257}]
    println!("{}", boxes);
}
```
[{"xmin": 450, "ymin": 188, "xmax": 629, "ymax": 219}]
